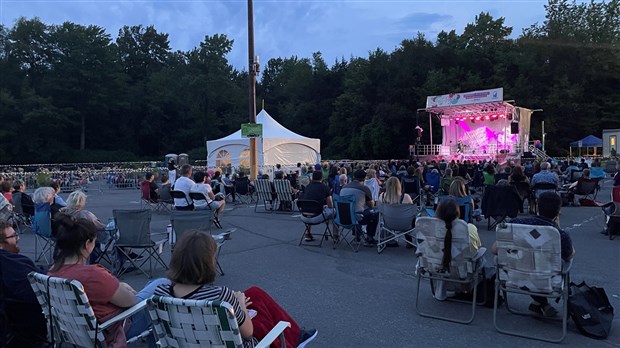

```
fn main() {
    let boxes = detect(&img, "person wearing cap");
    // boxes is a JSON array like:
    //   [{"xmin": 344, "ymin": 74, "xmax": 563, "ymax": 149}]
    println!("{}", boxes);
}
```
[{"xmin": 340, "ymin": 169, "xmax": 379, "ymax": 246}]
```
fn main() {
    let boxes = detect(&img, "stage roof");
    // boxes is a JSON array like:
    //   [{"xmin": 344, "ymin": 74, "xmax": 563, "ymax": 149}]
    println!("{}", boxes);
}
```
[{"xmin": 423, "ymin": 101, "xmax": 515, "ymax": 118}]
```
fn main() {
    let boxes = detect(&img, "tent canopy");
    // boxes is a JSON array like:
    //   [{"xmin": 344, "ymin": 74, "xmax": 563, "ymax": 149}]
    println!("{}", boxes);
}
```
[
  {"xmin": 206, "ymin": 109, "xmax": 320, "ymax": 168},
  {"xmin": 569, "ymin": 135, "xmax": 602, "ymax": 147}
]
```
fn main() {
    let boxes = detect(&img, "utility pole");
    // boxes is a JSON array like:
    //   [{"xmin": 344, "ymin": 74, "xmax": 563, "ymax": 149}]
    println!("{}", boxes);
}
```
[{"xmin": 247, "ymin": 0, "xmax": 258, "ymax": 180}]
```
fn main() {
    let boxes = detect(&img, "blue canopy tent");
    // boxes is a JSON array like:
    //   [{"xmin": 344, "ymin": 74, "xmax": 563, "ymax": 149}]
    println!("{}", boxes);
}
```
[{"xmin": 569, "ymin": 135, "xmax": 603, "ymax": 157}]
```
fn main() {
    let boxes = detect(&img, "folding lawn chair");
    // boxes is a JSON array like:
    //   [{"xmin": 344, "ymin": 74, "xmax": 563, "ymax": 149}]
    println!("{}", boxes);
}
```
[
  {"xmin": 573, "ymin": 177, "xmax": 600, "ymax": 201},
  {"xmin": 233, "ymin": 176, "xmax": 255, "ymax": 204},
  {"xmin": 415, "ymin": 216, "xmax": 486, "ymax": 324},
  {"xmin": 147, "ymin": 296, "xmax": 290, "ymax": 348},
  {"xmin": 401, "ymin": 176, "xmax": 423, "ymax": 208},
  {"xmin": 28, "ymin": 272, "xmax": 150, "ymax": 347},
  {"xmin": 364, "ymin": 179, "xmax": 380, "ymax": 202},
  {"xmin": 426, "ymin": 195, "xmax": 472, "ymax": 223},
  {"xmin": 510, "ymin": 181, "xmax": 533, "ymax": 213},
  {"xmin": 254, "ymin": 179, "xmax": 275, "ymax": 212},
  {"xmin": 112, "ymin": 209, "xmax": 168, "ymax": 278},
  {"xmin": 170, "ymin": 190, "xmax": 192, "ymax": 210},
  {"xmin": 273, "ymin": 179, "xmax": 295, "ymax": 212},
  {"xmin": 494, "ymin": 223, "xmax": 571, "ymax": 343}
]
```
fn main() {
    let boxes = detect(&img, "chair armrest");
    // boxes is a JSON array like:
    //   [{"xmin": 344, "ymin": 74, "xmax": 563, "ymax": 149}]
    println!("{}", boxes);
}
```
[
  {"xmin": 99, "ymin": 300, "xmax": 148, "ymax": 330},
  {"xmin": 255, "ymin": 321, "xmax": 291, "ymax": 348}
]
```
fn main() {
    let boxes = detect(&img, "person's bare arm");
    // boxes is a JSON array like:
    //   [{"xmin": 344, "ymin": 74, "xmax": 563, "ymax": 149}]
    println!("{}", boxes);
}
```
[
  {"xmin": 109, "ymin": 282, "xmax": 138, "ymax": 308},
  {"xmin": 234, "ymin": 291, "xmax": 254, "ymax": 339},
  {"xmin": 326, "ymin": 196, "xmax": 334, "ymax": 209}
]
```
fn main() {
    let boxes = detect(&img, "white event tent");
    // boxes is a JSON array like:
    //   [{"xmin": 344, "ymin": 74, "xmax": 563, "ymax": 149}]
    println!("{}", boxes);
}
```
[{"xmin": 206, "ymin": 109, "xmax": 321, "ymax": 168}]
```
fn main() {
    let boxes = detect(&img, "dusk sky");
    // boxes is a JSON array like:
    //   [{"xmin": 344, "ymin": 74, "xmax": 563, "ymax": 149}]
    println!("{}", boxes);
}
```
[{"xmin": 1, "ymin": 0, "xmax": 570, "ymax": 71}]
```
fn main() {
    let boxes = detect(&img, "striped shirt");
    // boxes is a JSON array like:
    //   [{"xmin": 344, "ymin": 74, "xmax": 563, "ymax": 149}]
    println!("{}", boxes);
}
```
[{"xmin": 154, "ymin": 283, "xmax": 257, "ymax": 347}]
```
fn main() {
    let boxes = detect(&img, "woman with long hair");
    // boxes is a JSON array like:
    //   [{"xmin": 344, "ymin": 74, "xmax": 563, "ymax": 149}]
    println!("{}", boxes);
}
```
[
  {"xmin": 154, "ymin": 230, "xmax": 317, "ymax": 348},
  {"xmin": 48, "ymin": 213, "xmax": 169, "ymax": 347}
]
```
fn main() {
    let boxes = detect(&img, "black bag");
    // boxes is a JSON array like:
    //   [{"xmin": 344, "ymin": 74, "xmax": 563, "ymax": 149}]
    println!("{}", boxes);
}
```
[{"xmin": 568, "ymin": 281, "xmax": 614, "ymax": 339}]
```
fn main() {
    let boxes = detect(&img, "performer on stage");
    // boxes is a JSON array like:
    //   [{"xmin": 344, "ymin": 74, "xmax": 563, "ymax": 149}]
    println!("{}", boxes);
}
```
[
  {"xmin": 456, "ymin": 140, "xmax": 464, "ymax": 154},
  {"xmin": 415, "ymin": 125, "xmax": 423, "ymax": 144}
]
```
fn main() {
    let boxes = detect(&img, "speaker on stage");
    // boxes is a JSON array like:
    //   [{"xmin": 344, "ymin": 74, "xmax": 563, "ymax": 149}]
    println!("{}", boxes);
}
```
[{"xmin": 510, "ymin": 123, "xmax": 519, "ymax": 134}]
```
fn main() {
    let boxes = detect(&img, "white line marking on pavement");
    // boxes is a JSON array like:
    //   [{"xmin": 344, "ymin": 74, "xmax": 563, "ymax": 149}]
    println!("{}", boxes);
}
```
[{"xmin": 291, "ymin": 214, "xmax": 301, "ymax": 218}]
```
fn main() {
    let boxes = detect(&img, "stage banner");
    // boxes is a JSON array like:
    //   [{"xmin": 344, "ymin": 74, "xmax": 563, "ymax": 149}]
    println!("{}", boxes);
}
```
[{"xmin": 426, "ymin": 87, "xmax": 503, "ymax": 108}]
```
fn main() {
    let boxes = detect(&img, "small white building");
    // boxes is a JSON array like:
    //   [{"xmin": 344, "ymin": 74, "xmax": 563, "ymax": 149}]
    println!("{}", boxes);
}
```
[{"xmin": 602, "ymin": 129, "xmax": 620, "ymax": 157}]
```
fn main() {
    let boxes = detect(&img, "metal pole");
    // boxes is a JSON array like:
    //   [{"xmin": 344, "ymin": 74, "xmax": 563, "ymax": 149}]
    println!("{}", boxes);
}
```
[
  {"xmin": 542, "ymin": 120, "xmax": 545, "ymax": 152},
  {"xmin": 429, "ymin": 112, "xmax": 433, "ymax": 154},
  {"xmin": 248, "ymin": 0, "xmax": 258, "ymax": 180}
]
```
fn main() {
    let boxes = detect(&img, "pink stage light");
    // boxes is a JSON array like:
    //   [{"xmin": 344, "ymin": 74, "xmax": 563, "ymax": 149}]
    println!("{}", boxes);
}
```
[
  {"xmin": 469, "ymin": 117, "xmax": 474, "ymax": 121},
  {"xmin": 485, "ymin": 115, "xmax": 490, "ymax": 120},
  {"xmin": 475, "ymin": 117, "xmax": 481, "ymax": 121}
]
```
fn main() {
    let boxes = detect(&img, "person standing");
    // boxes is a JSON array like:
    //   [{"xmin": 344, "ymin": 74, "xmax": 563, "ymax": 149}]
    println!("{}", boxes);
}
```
[{"xmin": 168, "ymin": 159, "xmax": 178, "ymax": 186}]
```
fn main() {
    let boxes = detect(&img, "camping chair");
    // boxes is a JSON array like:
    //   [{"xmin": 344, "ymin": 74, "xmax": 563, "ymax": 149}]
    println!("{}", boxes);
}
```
[
  {"xmin": 140, "ymin": 182, "xmax": 168, "ymax": 214},
  {"xmin": 482, "ymin": 185, "xmax": 521, "ymax": 230},
  {"xmin": 333, "ymin": 194, "xmax": 364, "ymax": 252},
  {"xmin": 32, "ymin": 202, "xmax": 54, "ymax": 264},
  {"xmin": 112, "ymin": 209, "xmax": 168, "ymax": 278},
  {"xmin": 234, "ymin": 176, "xmax": 255, "ymax": 204},
  {"xmin": 414, "ymin": 217, "xmax": 486, "ymax": 324},
  {"xmin": 188, "ymin": 192, "xmax": 223, "ymax": 229},
  {"xmin": 426, "ymin": 195, "xmax": 473, "ymax": 223},
  {"xmin": 401, "ymin": 176, "xmax": 423, "ymax": 208},
  {"xmin": 494, "ymin": 223, "xmax": 571, "ymax": 343},
  {"xmin": 424, "ymin": 171, "xmax": 441, "ymax": 195},
  {"xmin": 531, "ymin": 183, "xmax": 557, "ymax": 214},
  {"xmin": 377, "ymin": 203, "xmax": 417, "ymax": 253},
  {"xmin": 147, "ymin": 296, "xmax": 290, "ymax": 348},
  {"xmin": 170, "ymin": 210, "xmax": 232, "ymax": 275},
  {"xmin": 10, "ymin": 193, "xmax": 32, "ymax": 234},
  {"xmin": 170, "ymin": 190, "xmax": 192, "ymax": 210},
  {"xmin": 364, "ymin": 179, "xmax": 380, "ymax": 202},
  {"xmin": 28, "ymin": 272, "xmax": 150, "ymax": 348},
  {"xmin": 273, "ymin": 179, "xmax": 295, "ymax": 212},
  {"xmin": 254, "ymin": 179, "xmax": 275, "ymax": 212},
  {"xmin": 510, "ymin": 181, "xmax": 533, "ymax": 213},
  {"xmin": 569, "ymin": 169, "xmax": 583, "ymax": 183},
  {"xmin": 573, "ymin": 177, "xmax": 600, "ymax": 201},
  {"xmin": 297, "ymin": 199, "xmax": 333, "ymax": 247}
]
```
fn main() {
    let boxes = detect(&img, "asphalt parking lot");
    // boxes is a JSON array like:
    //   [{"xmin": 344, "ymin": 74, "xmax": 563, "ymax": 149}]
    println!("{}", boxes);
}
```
[{"xmin": 16, "ymin": 179, "xmax": 620, "ymax": 347}]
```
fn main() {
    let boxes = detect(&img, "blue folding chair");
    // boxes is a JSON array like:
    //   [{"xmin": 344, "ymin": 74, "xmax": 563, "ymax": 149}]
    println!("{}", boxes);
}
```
[
  {"xmin": 32, "ymin": 202, "xmax": 54, "ymax": 264},
  {"xmin": 426, "ymin": 195, "xmax": 472, "ymax": 223},
  {"xmin": 333, "ymin": 194, "xmax": 363, "ymax": 252}
]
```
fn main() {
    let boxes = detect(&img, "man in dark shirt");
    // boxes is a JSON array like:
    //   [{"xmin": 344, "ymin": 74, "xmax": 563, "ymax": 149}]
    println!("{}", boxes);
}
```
[
  {"xmin": 340, "ymin": 170, "xmax": 379, "ymax": 246},
  {"xmin": 494, "ymin": 191, "xmax": 575, "ymax": 317},
  {"xmin": 300, "ymin": 171, "xmax": 336, "ymax": 241},
  {"xmin": 141, "ymin": 173, "xmax": 159, "ymax": 202},
  {"xmin": 0, "ymin": 220, "xmax": 47, "ymax": 346}
]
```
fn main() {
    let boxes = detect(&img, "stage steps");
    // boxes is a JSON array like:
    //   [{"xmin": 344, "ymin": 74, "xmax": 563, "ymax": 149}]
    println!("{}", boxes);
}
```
[{"xmin": 528, "ymin": 145, "xmax": 551, "ymax": 161}]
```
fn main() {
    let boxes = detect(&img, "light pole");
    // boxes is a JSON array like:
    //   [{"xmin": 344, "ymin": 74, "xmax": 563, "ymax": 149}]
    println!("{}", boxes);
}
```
[{"xmin": 248, "ymin": 0, "xmax": 258, "ymax": 180}]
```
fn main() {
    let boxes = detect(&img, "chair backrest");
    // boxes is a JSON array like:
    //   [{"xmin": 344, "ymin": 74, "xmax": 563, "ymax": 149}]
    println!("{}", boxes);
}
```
[
  {"xmin": 531, "ymin": 182, "xmax": 557, "ymax": 191},
  {"xmin": 12, "ymin": 193, "xmax": 23, "ymax": 214},
  {"xmin": 575, "ymin": 178, "xmax": 598, "ymax": 195},
  {"xmin": 159, "ymin": 183, "xmax": 172, "ymax": 202},
  {"xmin": 297, "ymin": 199, "xmax": 324, "ymax": 217},
  {"xmin": 364, "ymin": 179, "xmax": 380, "ymax": 202},
  {"xmin": 298, "ymin": 175, "xmax": 310, "ymax": 188},
  {"xmin": 589, "ymin": 167, "xmax": 606, "ymax": 179},
  {"xmin": 188, "ymin": 192, "xmax": 210, "ymax": 206},
  {"xmin": 424, "ymin": 172, "xmax": 441, "ymax": 193},
  {"xmin": 569, "ymin": 170, "xmax": 583, "ymax": 182},
  {"xmin": 510, "ymin": 181, "xmax": 531, "ymax": 201},
  {"xmin": 379, "ymin": 204, "xmax": 417, "ymax": 232},
  {"xmin": 401, "ymin": 176, "xmax": 420, "ymax": 196},
  {"xmin": 437, "ymin": 195, "xmax": 472, "ymax": 223},
  {"xmin": 254, "ymin": 179, "xmax": 273, "ymax": 202},
  {"xmin": 170, "ymin": 210, "xmax": 213, "ymax": 246},
  {"xmin": 33, "ymin": 202, "xmax": 52, "ymax": 238},
  {"xmin": 333, "ymin": 194, "xmax": 359, "ymax": 228},
  {"xmin": 234, "ymin": 177, "xmax": 250, "ymax": 195},
  {"xmin": 482, "ymin": 185, "xmax": 521, "ymax": 218},
  {"xmin": 28, "ymin": 272, "xmax": 105, "ymax": 347},
  {"xmin": 113, "ymin": 209, "xmax": 153, "ymax": 245},
  {"xmin": 415, "ymin": 216, "xmax": 473, "ymax": 279},
  {"xmin": 170, "ymin": 190, "xmax": 191, "ymax": 206},
  {"xmin": 495, "ymin": 223, "xmax": 563, "ymax": 293},
  {"xmin": 273, "ymin": 179, "xmax": 293, "ymax": 202},
  {"xmin": 494, "ymin": 173, "xmax": 509, "ymax": 184},
  {"xmin": 147, "ymin": 295, "xmax": 244, "ymax": 348}
]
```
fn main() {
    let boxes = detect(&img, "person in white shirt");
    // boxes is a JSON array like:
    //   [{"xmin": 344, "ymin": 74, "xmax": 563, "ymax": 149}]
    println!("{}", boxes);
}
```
[
  {"xmin": 173, "ymin": 164, "xmax": 195, "ymax": 211},
  {"xmin": 190, "ymin": 171, "xmax": 226, "ymax": 216}
]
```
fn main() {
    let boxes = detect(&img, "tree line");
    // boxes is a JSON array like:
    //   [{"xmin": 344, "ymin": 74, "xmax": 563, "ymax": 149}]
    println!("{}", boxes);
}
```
[{"xmin": 0, "ymin": 0, "xmax": 618, "ymax": 164}]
